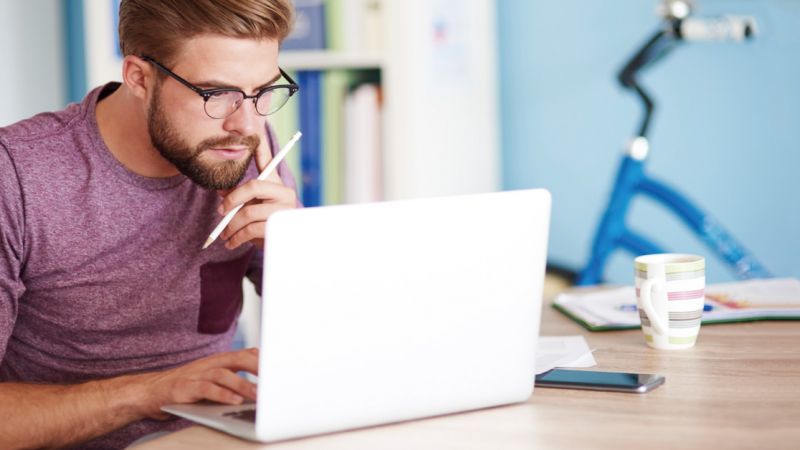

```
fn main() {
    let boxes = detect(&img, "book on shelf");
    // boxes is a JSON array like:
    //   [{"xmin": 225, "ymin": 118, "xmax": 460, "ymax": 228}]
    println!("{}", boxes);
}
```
[
  {"xmin": 282, "ymin": 0, "xmax": 327, "ymax": 50},
  {"xmin": 327, "ymin": 0, "xmax": 384, "ymax": 54},
  {"xmin": 321, "ymin": 70, "xmax": 349, "ymax": 205},
  {"xmin": 296, "ymin": 70, "xmax": 324, "ymax": 207},
  {"xmin": 281, "ymin": 0, "xmax": 327, "ymax": 206},
  {"xmin": 553, "ymin": 277, "xmax": 800, "ymax": 332},
  {"xmin": 343, "ymin": 82, "xmax": 383, "ymax": 204}
]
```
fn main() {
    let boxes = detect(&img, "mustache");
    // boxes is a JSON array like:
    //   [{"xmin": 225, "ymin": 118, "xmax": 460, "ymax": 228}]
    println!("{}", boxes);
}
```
[{"xmin": 194, "ymin": 134, "xmax": 261, "ymax": 156}]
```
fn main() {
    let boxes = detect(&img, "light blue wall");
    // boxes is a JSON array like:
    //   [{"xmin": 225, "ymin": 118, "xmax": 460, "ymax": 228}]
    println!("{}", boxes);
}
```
[
  {"xmin": 498, "ymin": 0, "xmax": 800, "ymax": 284},
  {"xmin": 0, "ymin": 1, "xmax": 65, "ymax": 126}
]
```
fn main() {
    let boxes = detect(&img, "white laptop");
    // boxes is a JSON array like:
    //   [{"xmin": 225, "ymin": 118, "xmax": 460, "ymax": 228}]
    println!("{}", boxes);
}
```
[{"xmin": 162, "ymin": 188, "xmax": 551, "ymax": 443}]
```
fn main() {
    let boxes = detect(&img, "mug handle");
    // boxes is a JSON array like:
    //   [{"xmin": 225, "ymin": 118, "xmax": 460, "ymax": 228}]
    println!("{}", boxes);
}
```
[{"xmin": 640, "ymin": 278, "xmax": 669, "ymax": 335}]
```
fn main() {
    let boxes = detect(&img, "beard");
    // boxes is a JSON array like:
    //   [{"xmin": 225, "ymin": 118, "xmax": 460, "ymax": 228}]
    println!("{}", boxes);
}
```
[{"xmin": 146, "ymin": 84, "xmax": 260, "ymax": 190}]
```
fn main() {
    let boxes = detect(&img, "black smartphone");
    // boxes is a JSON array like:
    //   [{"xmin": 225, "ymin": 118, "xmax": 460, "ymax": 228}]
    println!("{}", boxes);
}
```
[{"xmin": 535, "ymin": 369, "xmax": 665, "ymax": 393}]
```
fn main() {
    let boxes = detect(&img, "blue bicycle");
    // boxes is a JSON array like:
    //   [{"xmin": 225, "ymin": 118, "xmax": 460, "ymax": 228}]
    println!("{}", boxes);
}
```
[{"xmin": 577, "ymin": 0, "xmax": 771, "ymax": 285}]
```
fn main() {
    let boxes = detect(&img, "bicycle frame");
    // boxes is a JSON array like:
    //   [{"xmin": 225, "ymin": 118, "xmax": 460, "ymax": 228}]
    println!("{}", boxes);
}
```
[
  {"xmin": 576, "ymin": 22, "xmax": 771, "ymax": 286},
  {"xmin": 577, "ymin": 153, "xmax": 771, "ymax": 285}
]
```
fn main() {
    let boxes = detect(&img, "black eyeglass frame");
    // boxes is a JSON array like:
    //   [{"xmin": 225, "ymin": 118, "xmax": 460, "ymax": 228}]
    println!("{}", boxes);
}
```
[{"xmin": 141, "ymin": 55, "xmax": 299, "ymax": 118}]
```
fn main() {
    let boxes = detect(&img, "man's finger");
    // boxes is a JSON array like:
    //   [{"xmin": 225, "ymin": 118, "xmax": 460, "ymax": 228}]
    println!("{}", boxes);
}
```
[
  {"xmin": 194, "ymin": 350, "xmax": 259, "ymax": 375},
  {"xmin": 220, "ymin": 179, "xmax": 292, "ymax": 214},
  {"xmin": 224, "ymin": 222, "xmax": 267, "ymax": 250},
  {"xmin": 266, "ymin": 166, "xmax": 283, "ymax": 185},
  {"xmin": 221, "ymin": 202, "xmax": 284, "ymax": 241},
  {"xmin": 205, "ymin": 368, "xmax": 258, "ymax": 400},
  {"xmin": 196, "ymin": 381, "xmax": 244, "ymax": 405},
  {"xmin": 254, "ymin": 136, "xmax": 272, "ymax": 173}
]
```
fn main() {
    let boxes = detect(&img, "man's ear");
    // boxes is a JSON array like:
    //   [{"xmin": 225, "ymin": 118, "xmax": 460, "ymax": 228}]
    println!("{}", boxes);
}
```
[{"xmin": 121, "ymin": 55, "xmax": 154, "ymax": 101}]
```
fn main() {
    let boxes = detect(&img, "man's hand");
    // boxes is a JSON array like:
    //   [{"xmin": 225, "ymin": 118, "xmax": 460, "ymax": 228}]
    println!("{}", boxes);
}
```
[
  {"xmin": 217, "ymin": 176, "xmax": 297, "ymax": 250},
  {"xmin": 217, "ymin": 139, "xmax": 298, "ymax": 250},
  {"xmin": 0, "ymin": 348, "xmax": 261, "ymax": 449},
  {"xmin": 135, "ymin": 348, "xmax": 260, "ymax": 420}
]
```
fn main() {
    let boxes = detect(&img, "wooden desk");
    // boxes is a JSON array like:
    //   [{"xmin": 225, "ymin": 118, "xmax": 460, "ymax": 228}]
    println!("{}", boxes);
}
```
[{"xmin": 136, "ymin": 300, "xmax": 800, "ymax": 450}]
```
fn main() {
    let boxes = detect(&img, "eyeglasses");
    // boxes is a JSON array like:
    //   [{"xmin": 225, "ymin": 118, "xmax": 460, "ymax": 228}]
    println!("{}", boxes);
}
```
[{"xmin": 141, "ymin": 56, "xmax": 299, "ymax": 119}]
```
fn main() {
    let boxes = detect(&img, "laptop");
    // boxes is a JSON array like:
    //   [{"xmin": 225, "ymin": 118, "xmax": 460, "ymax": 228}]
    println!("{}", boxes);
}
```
[{"xmin": 162, "ymin": 188, "xmax": 551, "ymax": 443}]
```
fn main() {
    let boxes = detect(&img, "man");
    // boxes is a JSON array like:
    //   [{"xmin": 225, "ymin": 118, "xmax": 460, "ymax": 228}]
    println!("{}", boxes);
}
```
[{"xmin": 0, "ymin": 0, "xmax": 298, "ymax": 448}]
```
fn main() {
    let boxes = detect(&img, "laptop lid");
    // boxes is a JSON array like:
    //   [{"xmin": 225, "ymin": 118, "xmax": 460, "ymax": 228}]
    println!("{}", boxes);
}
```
[{"xmin": 255, "ymin": 188, "xmax": 551, "ymax": 442}]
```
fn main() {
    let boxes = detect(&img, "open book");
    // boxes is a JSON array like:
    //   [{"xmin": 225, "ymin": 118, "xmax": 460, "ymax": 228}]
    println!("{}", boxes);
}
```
[{"xmin": 554, "ymin": 278, "xmax": 800, "ymax": 332}]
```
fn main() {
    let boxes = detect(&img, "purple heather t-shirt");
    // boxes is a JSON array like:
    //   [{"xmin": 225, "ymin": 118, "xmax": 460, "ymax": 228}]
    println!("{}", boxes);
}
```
[{"xmin": 0, "ymin": 83, "xmax": 299, "ymax": 449}]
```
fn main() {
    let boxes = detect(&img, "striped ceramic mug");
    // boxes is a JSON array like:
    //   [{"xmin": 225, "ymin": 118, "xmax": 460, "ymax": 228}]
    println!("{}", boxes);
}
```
[{"xmin": 634, "ymin": 254, "xmax": 705, "ymax": 350}]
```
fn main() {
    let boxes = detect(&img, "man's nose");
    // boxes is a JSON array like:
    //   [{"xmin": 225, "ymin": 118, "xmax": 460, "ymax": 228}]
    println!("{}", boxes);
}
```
[{"xmin": 222, "ymin": 99, "xmax": 259, "ymax": 136}]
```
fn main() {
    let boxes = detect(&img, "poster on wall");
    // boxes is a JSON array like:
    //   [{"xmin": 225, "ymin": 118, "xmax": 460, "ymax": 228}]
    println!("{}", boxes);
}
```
[{"xmin": 66, "ymin": 0, "xmax": 122, "ymax": 102}]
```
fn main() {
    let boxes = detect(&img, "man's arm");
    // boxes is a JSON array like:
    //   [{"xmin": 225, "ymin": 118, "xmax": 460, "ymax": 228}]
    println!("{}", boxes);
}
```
[
  {"xmin": 0, "ymin": 139, "xmax": 262, "ymax": 448},
  {"xmin": 0, "ymin": 348, "xmax": 260, "ymax": 450}
]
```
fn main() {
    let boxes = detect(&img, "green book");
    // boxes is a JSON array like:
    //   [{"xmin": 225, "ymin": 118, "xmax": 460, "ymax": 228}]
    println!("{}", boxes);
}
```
[
  {"xmin": 321, "ymin": 70, "xmax": 351, "ymax": 205},
  {"xmin": 325, "ymin": 0, "xmax": 345, "ymax": 51},
  {"xmin": 321, "ymin": 0, "xmax": 346, "ymax": 205}
]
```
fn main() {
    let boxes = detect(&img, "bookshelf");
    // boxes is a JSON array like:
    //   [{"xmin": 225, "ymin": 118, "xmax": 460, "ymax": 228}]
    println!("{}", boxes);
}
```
[{"xmin": 275, "ymin": 0, "xmax": 500, "ymax": 205}]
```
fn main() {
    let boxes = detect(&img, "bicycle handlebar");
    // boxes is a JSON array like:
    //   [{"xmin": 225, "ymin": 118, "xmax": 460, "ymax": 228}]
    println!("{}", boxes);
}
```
[
  {"xmin": 617, "ymin": 12, "xmax": 757, "ymax": 139},
  {"xmin": 677, "ymin": 16, "xmax": 757, "ymax": 42}
]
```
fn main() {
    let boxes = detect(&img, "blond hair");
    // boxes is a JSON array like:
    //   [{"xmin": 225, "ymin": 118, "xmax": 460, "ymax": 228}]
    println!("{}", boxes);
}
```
[{"xmin": 119, "ymin": 0, "xmax": 293, "ymax": 65}]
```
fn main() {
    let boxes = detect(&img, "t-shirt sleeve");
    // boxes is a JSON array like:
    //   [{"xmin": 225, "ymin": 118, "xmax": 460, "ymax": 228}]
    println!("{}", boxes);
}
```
[
  {"xmin": 0, "ymin": 143, "xmax": 26, "ymax": 362},
  {"xmin": 245, "ymin": 124, "xmax": 303, "ymax": 295}
]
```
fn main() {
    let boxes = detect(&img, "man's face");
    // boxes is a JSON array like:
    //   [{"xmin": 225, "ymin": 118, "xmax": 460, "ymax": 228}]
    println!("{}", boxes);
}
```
[{"xmin": 146, "ymin": 35, "xmax": 281, "ymax": 190}]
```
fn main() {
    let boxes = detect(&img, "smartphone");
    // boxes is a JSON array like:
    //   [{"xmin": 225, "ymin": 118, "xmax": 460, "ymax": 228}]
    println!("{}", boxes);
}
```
[{"xmin": 535, "ymin": 369, "xmax": 665, "ymax": 393}]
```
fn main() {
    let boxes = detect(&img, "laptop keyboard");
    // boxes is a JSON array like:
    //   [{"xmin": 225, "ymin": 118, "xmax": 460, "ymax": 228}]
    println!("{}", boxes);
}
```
[{"xmin": 223, "ymin": 408, "xmax": 257, "ymax": 423}]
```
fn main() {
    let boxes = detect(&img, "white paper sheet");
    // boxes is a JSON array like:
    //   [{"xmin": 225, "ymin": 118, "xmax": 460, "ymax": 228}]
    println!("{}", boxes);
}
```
[{"xmin": 535, "ymin": 335, "xmax": 597, "ymax": 375}]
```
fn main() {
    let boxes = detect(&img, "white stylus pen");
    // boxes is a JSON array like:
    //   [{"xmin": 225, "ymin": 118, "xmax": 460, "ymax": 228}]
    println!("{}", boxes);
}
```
[{"xmin": 202, "ymin": 131, "xmax": 302, "ymax": 250}]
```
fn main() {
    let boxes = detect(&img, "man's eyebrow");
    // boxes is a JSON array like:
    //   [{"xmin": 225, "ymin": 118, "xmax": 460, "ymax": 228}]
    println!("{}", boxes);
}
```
[
  {"xmin": 256, "ymin": 72, "xmax": 285, "ymax": 91},
  {"xmin": 194, "ymin": 72, "xmax": 284, "ymax": 92}
]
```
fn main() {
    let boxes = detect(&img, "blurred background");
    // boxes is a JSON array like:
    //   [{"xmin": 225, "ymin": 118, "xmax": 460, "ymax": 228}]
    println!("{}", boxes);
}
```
[
  {"xmin": 1, "ymin": 0, "xmax": 797, "ymax": 286},
  {"xmin": 499, "ymin": 0, "xmax": 799, "ymax": 285}
]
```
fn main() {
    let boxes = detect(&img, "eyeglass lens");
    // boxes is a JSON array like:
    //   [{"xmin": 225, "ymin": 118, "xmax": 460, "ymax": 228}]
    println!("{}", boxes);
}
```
[{"xmin": 204, "ymin": 87, "xmax": 293, "ymax": 119}]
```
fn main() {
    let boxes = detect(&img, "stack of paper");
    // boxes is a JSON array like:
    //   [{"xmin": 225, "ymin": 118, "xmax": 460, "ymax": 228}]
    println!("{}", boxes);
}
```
[
  {"xmin": 535, "ymin": 336, "xmax": 596, "ymax": 375},
  {"xmin": 554, "ymin": 278, "xmax": 800, "ymax": 331}
]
